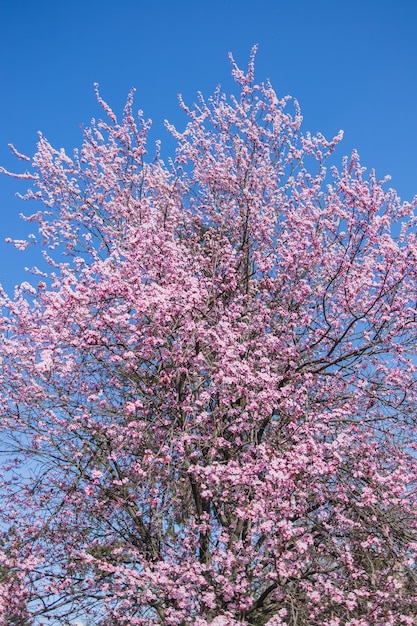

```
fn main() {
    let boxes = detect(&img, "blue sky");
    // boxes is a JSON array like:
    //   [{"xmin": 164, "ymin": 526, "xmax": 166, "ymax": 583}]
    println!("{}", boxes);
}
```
[{"xmin": 1, "ymin": 0, "xmax": 417, "ymax": 294}]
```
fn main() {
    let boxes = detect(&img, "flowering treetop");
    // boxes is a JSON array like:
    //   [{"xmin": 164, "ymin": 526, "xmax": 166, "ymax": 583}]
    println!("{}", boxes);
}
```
[{"xmin": 0, "ymin": 48, "xmax": 417, "ymax": 625}]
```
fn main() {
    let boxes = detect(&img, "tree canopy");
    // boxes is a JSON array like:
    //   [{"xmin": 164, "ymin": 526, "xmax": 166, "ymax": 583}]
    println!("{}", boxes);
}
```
[{"xmin": 1, "ymin": 49, "xmax": 417, "ymax": 625}]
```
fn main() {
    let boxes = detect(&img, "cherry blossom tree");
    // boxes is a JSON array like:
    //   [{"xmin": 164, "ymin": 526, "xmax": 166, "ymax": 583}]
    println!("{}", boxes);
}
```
[{"xmin": 1, "ymin": 48, "xmax": 417, "ymax": 625}]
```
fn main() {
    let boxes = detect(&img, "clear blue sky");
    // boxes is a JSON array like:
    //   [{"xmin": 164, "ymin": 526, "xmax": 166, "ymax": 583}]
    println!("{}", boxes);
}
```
[{"xmin": 1, "ymin": 0, "xmax": 417, "ymax": 294}]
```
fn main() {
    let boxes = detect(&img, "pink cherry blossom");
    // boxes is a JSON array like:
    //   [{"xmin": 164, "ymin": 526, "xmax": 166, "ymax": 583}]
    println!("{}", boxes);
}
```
[{"xmin": 0, "ymin": 48, "xmax": 417, "ymax": 624}]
